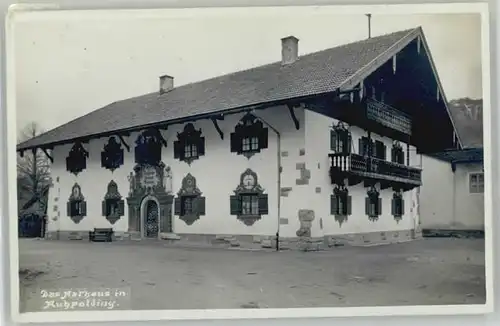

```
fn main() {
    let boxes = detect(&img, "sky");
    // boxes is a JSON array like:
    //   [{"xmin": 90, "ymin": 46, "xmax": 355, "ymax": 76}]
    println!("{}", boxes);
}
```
[{"xmin": 11, "ymin": 7, "xmax": 483, "ymax": 134}]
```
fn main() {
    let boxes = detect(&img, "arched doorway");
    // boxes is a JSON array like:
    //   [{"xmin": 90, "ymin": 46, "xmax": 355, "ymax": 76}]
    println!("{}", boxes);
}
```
[{"xmin": 142, "ymin": 199, "xmax": 159, "ymax": 238}]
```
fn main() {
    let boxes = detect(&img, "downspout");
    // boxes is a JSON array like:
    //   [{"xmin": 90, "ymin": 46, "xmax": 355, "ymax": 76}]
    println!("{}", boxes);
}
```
[{"xmin": 250, "ymin": 110, "xmax": 281, "ymax": 251}]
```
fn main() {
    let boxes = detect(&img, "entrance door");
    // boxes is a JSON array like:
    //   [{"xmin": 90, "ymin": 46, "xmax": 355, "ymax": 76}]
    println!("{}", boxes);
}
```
[{"xmin": 144, "ymin": 200, "xmax": 159, "ymax": 238}]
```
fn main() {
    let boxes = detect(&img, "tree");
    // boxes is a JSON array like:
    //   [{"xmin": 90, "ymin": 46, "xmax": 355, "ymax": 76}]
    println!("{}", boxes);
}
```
[{"xmin": 17, "ymin": 122, "xmax": 51, "ymax": 215}]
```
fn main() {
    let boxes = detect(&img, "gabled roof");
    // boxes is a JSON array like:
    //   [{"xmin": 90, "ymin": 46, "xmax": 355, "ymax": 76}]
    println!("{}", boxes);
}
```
[
  {"xmin": 17, "ymin": 27, "xmax": 459, "ymax": 151},
  {"xmin": 430, "ymin": 147, "xmax": 483, "ymax": 164}
]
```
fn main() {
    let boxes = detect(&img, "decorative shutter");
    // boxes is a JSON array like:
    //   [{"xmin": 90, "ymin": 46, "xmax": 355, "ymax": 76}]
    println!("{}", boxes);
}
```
[
  {"xmin": 173, "ymin": 140, "xmax": 182, "ymax": 159},
  {"xmin": 382, "ymin": 144, "xmax": 387, "ymax": 160},
  {"xmin": 401, "ymin": 198, "xmax": 405, "ymax": 216},
  {"xmin": 391, "ymin": 197, "xmax": 395, "ymax": 216},
  {"xmin": 230, "ymin": 195, "xmax": 241, "ymax": 215},
  {"xmin": 81, "ymin": 201, "xmax": 87, "ymax": 217},
  {"xmin": 230, "ymin": 132, "xmax": 240, "ymax": 153},
  {"xmin": 346, "ymin": 132, "xmax": 352, "ymax": 154},
  {"xmin": 134, "ymin": 144, "xmax": 141, "ymax": 164},
  {"xmin": 118, "ymin": 200, "xmax": 125, "ymax": 216},
  {"xmin": 198, "ymin": 137, "xmax": 206, "ymax": 156},
  {"xmin": 400, "ymin": 151, "xmax": 405, "ymax": 165},
  {"xmin": 359, "ymin": 138, "xmax": 364, "ymax": 155},
  {"xmin": 378, "ymin": 198, "xmax": 382, "ymax": 216},
  {"xmin": 330, "ymin": 194, "xmax": 337, "ymax": 215},
  {"xmin": 67, "ymin": 202, "xmax": 71, "ymax": 217},
  {"xmin": 391, "ymin": 147, "xmax": 396, "ymax": 162},
  {"xmin": 102, "ymin": 200, "xmax": 107, "ymax": 216},
  {"xmin": 330, "ymin": 130, "xmax": 338, "ymax": 152},
  {"xmin": 365, "ymin": 197, "xmax": 370, "ymax": 216},
  {"xmin": 259, "ymin": 128, "xmax": 269, "ymax": 149},
  {"xmin": 258, "ymin": 194, "xmax": 269, "ymax": 215},
  {"xmin": 347, "ymin": 195, "xmax": 352, "ymax": 215},
  {"xmin": 197, "ymin": 196, "xmax": 206, "ymax": 216},
  {"xmin": 101, "ymin": 151, "xmax": 107, "ymax": 168},
  {"xmin": 174, "ymin": 197, "xmax": 181, "ymax": 216}
]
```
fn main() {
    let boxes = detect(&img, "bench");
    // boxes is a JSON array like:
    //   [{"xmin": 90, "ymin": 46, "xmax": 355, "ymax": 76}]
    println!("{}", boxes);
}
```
[{"xmin": 89, "ymin": 228, "xmax": 114, "ymax": 242}]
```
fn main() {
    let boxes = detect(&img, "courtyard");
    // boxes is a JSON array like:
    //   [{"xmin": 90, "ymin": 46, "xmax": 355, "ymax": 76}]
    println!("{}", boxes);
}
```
[{"xmin": 18, "ymin": 237, "xmax": 486, "ymax": 312}]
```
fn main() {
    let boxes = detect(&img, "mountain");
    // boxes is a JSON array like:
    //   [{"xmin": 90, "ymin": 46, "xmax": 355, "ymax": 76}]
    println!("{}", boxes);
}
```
[{"xmin": 448, "ymin": 98, "xmax": 483, "ymax": 148}]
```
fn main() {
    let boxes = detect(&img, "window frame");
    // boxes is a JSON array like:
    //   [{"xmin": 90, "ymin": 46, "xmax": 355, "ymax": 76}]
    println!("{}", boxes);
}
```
[
  {"xmin": 365, "ymin": 186, "xmax": 382, "ymax": 221},
  {"xmin": 174, "ymin": 173, "xmax": 206, "ymax": 225},
  {"xmin": 230, "ymin": 114, "xmax": 269, "ymax": 159},
  {"xmin": 469, "ymin": 172, "xmax": 484, "ymax": 194},
  {"xmin": 174, "ymin": 123, "xmax": 205, "ymax": 164},
  {"xmin": 67, "ymin": 183, "xmax": 87, "ymax": 224}
]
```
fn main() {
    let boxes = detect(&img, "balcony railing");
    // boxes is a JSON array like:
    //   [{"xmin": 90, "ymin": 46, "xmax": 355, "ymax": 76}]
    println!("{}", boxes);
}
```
[
  {"xmin": 329, "ymin": 153, "xmax": 422, "ymax": 185},
  {"xmin": 366, "ymin": 98, "xmax": 412, "ymax": 135}
]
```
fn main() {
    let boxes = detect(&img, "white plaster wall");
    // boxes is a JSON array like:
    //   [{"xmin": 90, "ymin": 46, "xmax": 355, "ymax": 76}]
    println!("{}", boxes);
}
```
[
  {"xmin": 420, "ymin": 156, "xmax": 484, "ymax": 231},
  {"xmin": 45, "ymin": 105, "xmax": 307, "ymax": 237},
  {"xmin": 304, "ymin": 110, "xmax": 419, "ymax": 237}
]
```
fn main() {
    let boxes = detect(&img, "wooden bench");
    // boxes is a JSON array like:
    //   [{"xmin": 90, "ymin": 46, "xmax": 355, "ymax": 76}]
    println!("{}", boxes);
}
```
[{"xmin": 89, "ymin": 228, "xmax": 114, "ymax": 242}]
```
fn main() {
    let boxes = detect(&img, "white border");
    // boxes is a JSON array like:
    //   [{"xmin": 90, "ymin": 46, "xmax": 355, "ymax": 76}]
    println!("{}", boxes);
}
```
[{"xmin": 5, "ymin": 2, "xmax": 493, "ymax": 323}]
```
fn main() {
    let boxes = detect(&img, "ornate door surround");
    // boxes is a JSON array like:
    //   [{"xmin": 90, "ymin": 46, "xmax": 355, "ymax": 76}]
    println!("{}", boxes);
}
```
[{"xmin": 126, "ymin": 162, "xmax": 174, "ymax": 239}]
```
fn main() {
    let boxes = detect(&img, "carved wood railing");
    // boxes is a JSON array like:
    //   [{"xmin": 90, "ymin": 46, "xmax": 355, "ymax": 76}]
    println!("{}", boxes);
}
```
[
  {"xmin": 328, "ymin": 153, "xmax": 422, "ymax": 184},
  {"xmin": 366, "ymin": 99, "xmax": 412, "ymax": 135}
]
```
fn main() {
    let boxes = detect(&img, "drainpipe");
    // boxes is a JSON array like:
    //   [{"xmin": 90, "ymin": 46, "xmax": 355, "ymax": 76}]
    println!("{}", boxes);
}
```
[{"xmin": 250, "ymin": 110, "xmax": 281, "ymax": 252}]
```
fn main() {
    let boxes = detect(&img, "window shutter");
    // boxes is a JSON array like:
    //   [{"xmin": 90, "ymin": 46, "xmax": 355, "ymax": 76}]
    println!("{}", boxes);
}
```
[
  {"xmin": 401, "ymin": 198, "xmax": 405, "ymax": 216},
  {"xmin": 102, "ymin": 200, "xmax": 107, "ymax": 216},
  {"xmin": 81, "ymin": 201, "xmax": 87, "ymax": 217},
  {"xmin": 391, "ymin": 147, "xmax": 395, "ymax": 162},
  {"xmin": 346, "ymin": 133, "xmax": 352, "ymax": 154},
  {"xmin": 230, "ymin": 132, "xmax": 240, "ymax": 153},
  {"xmin": 359, "ymin": 138, "xmax": 364, "ymax": 155},
  {"xmin": 258, "ymin": 194, "xmax": 269, "ymax": 215},
  {"xmin": 198, "ymin": 137, "xmax": 206, "ymax": 156},
  {"xmin": 330, "ymin": 194, "xmax": 337, "ymax": 215},
  {"xmin": 174, "ymin": 197, "xmax": 181, "ymax": 216},
  {"xmin": 67, "ymin": 202, "xmax": 71, "ymax": 217},
  {"xmin": 347, "ymin": 195, "xmax": 352, "ymax": 215},
  {"xmin": 391, "ymin": 197, "xmax": 395, "ymax": 216},
  {"xmin": 196, "ymin": 196, "xmax": 206, "ymax": 216},
  {"xmin": 230, "ymin": 195, "xmax": 241, "ymax": 215},
  {"xmin": 400, "ymin": 151, "xmax": 405, "ymax": 165},
  {"xmin": 365, "ymin": 197, "xmax": 370, "ymax": 216},
  {"xmin": 378, "ymin": 198, "xmax": 382, "ymax": 215},
  {"xmin": 382, "ymin": 144, "xmax": 387, "ymax": 160},
  {"xmin": 101, "ymin": 151, "xmax": 107, "ymax": 168},
  {"xmin": 173, "ymin": 140, "xmax": 182, "ymax": 159},
  {"xmin": 259, "ymin": 128, "xmax": 269, "ymax": 149},
  {"xmin": 118, "ymin": 200, "xmax": 125, "ymax": 216},
  {"xmin": 330, "ymin": 130, "xmax": 338, "ymax": 151}
]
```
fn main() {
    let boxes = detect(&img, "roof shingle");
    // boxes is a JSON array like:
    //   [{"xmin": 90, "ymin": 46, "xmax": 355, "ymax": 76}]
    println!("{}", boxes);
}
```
[{"xmin": 18, "ymin": 28, "xmax": 418, "ymax": 150}]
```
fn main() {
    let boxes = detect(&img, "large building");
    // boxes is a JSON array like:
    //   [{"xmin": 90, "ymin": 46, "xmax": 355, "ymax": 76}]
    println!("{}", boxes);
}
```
[{"xmin": 16, "ymin": 27, "xmax": 462, "ymax": 249}]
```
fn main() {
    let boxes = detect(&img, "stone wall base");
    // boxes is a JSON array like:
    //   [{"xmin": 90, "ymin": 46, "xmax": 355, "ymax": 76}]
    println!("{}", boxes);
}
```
[{"xmin": 45, "ymin": 229, "xmax": 417, "ymax": 251}]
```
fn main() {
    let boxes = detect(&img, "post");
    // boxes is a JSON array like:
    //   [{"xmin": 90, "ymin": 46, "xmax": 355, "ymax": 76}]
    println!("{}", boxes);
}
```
[{"xmin": 366, "ymin": 14, "xmax": 372, "ymax": 39}]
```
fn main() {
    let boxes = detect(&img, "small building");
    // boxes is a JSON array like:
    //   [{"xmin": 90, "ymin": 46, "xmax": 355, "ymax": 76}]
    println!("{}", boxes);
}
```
[
  {"xmin": 17, "ymin": 27, "xmax": 463, "ymax": 248},
  {"xmin": 419, "ymin": 148, "xmax": 484, "ymax": 237}
]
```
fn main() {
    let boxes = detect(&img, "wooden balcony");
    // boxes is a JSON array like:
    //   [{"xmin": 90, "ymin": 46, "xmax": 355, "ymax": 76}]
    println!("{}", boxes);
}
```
[
  {"xmin": 328, "ymin": 153, "xmax": 422, "ymax": 191},
  {"xmin": 366, "ymin": 98, "xmax": 412, "ymax": 136}
]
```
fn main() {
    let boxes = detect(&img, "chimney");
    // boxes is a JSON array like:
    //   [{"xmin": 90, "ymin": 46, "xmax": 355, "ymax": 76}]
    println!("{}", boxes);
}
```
[
  {"xmin": 159, "ymin": 74, "xmax": 174, "ymax": 94},
  {"xmin": 281, "ymin": 36, "xmax": 299, "ymax": 65}
]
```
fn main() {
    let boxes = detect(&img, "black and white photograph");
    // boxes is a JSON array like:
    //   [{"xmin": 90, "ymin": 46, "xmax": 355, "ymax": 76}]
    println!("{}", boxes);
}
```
[{"xmin": 5, "ymin": 2, "xmax": 493, "ymax": 323}]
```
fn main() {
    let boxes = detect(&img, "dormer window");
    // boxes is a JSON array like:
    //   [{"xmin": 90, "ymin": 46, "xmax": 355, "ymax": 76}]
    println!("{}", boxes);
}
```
[
  {"xmin": 391, "ymin": 141, "xmax": 405, "ymax": 165},
  {"xmin": 66, "ymin": 142, "xmax": 89, "ymax": 176},
  {"xmin": 330, "ymin": 122, "xmax": 351, "ymax": 154},
  {"xmin": 174, "ymin": 123, "xmax": 205, "ymax": 164},
  {"xmin": 230, "ymin": 114, "xmax": 268, "ymax": 159}
]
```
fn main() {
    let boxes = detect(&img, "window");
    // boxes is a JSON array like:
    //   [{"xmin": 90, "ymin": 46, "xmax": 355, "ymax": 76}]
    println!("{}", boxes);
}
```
[
  {"xmin": 66, "ymin": 143, "xmax": 89, "ymax": 176},
  {"xmin": 359, "ymin": 136, "xmax": 373, "ymax": 156},
  {"xmin": 230, "ymin": 114, "xmax": 268, "ymax": 159},
  {"xmin": 102, "ymin": 180, "xmax": 125, "ymax": 224},
  {"xmin": 174, "ymin": 174, "xmax": 206, "ymax": 225},
  {"xmin": 101, "ymin": 137, "xmax": 124, "ymax": 172},
  {"xmin": 365, "ymin": 186, "xmax": 381, "ymax": 221},
  {"xmin": 330, "ymin": 186, "xmax": 352, "ymax": 226},
  {"xmin": 174, "ymin": 123, "xmax": 205, "ymax": 164},
  {"xmin": 372, "ymin": 140, "xmax": 386, "ymax": 160},
  {"xmin": 391, "ymin": 191, "xmax": 405, "ymax": 221},
  {"xmin": 330, "ymin": 122, "xmax": 352, "ymax": 154},
  {"xmin": 230, "ymin": 169, "xmax": 269, "ymax": 226},
  {"xmin": 391, "ymin": 141, "xmax": 405, "ymax": 165},
  {"xmin": 67, "ymin": 183, "xmax": 87, "ymax": 224},
  {"xmin": 134, "ymin": 129, "xmax": 164, "ymax": 166},
  {"xmin": 469, "ymin": 172, "xmax": 484, "ymax": 193}
]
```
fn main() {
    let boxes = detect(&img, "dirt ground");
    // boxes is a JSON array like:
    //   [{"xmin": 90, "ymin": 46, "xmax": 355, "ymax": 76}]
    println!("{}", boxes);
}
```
[{"xmin": 17, "ymin": 237, "xmax": 486, "ymax": 312}]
